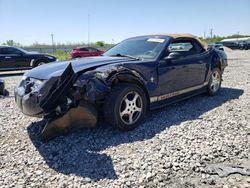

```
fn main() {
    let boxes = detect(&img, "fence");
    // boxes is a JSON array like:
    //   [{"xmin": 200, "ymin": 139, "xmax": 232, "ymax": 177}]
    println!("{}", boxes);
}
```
[{"xmin": 23, "ymin": 47, "xmax": 73, "ymax": 53}]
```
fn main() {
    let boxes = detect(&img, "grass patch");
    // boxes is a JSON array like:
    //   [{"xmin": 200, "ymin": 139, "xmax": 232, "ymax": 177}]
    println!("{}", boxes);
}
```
[{"xmin": 50, "ymin": 51, "xmax": 70, "ymax": 61}]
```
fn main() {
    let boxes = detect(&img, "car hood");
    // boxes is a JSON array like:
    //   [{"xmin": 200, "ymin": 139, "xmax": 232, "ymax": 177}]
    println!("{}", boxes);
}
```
[
  {"xmin": 24, "ymin": 56, "xmax": 136, "ymax": 80},
  {"xmin": 26, "ymin": 52, "xmax": 55, "ymax": 58}
]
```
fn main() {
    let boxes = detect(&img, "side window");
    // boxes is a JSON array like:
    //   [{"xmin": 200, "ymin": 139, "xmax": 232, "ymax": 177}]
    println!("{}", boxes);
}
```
[
  {"xmin": 167, "ymin": 39, "xmax": 204, "ymax": 57},
  {"xmin": 80, "ymin": 48, "xmax": 89, "ymax": 51},
  {"xmin": 3, "ymin": 47, "xmax": 22, "ymax": 55},
  {"xmin": 0, "ymin": 48, "xmax": 10, "ymax": 54},
  {"xmin": 168, "ymin": 42, "xmax": 194, "ymax": 52},
  {"xmin": 88, "ymin": 48, "xmax": 97, "ymax": 52}
]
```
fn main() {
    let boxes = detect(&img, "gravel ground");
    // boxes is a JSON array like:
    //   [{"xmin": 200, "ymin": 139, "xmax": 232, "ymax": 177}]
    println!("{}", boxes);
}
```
[{"xmin": 0, "ymin": 50, "xmax": 250, "ymax": 188}]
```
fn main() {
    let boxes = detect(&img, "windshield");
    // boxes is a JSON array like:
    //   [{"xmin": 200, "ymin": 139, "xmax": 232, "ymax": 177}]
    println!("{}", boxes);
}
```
[{"xmin": 103, "ymin": 37, "xmax": 167, "ymax": 59}]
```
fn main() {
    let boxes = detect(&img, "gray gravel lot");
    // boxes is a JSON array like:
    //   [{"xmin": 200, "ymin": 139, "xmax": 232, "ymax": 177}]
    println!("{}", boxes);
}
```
[{"xmin": 0, "ymin": 50, "xmax": 250, "ymax": 187}]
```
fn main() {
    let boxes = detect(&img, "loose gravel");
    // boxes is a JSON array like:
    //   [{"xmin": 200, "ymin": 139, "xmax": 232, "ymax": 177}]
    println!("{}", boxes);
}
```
[{"xmin": 0, "ymin": 50, "xmax": 250, "ymax": 188}]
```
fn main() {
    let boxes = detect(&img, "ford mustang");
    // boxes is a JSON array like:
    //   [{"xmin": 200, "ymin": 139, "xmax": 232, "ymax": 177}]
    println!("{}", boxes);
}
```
[{"xmin": 14, "ymin": 34, "xmax": 227, "ymax": 139}]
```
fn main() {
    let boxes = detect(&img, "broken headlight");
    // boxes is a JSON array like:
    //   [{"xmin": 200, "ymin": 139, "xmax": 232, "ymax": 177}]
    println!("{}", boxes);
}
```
[
  {"xmin": 20, "ymin": 76, "xmax": 46, "ymax": 93},
  {"xmin": 29, "ymin": 78, "xmax": 46, "ymax": 91}
]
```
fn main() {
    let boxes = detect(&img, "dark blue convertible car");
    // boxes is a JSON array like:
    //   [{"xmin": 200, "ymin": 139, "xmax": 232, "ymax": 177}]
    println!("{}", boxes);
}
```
[{"xmin": 15, "ymin": 34, "xmax": 227, "ymax": 138}]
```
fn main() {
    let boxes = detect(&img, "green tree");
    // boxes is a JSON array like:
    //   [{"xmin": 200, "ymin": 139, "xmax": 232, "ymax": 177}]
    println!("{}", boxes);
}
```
[
  {"xmin": 95, "ymin": 41, "xmax": 104, "ymax": 47},
  {"xmin": 2, "ymin": 40, "xmax": 21, "ymax": 46}
]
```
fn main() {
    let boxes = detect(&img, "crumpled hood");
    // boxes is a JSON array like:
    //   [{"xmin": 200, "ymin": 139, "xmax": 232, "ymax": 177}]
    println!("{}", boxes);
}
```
[{"xmin": 24, "ymin": 56, "xmax": 135, "ymax": 80}]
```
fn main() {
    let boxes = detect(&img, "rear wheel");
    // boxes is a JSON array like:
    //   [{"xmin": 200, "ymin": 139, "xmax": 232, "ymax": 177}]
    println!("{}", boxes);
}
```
[
  {"xmin": 207, "ymin": 68, "xmax": 222, "ymax": 96},
  {"xmin": 104, "ymin": 83, "xmax": 147, "ymax": 131}
]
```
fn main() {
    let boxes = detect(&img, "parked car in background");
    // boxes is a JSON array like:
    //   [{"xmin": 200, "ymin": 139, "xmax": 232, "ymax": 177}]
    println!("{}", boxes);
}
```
[
  {"xmin": 220, "ymin": 41, "xmax": 240, "ymax": 50},
  {"xmin": 239, "ymin": 41, "xmax": 250, "ymax": 50},
  {"xmin": 70, "ymin": 47, "xmax": 104, "ymax": 59},
  {"xmin": 208, "ymin": 43, "xmax": 224, "ymax": 51},
  {"xmin": 221, "ymin": 41, "xmax": 250, "ymax": 50},
  {"xmin": 0, "ymin": 46, "xmax": 57, "ymax": 71},
  {"xmin": 15, "ymin": 34, "xmax": 227, "ymax": 139}
]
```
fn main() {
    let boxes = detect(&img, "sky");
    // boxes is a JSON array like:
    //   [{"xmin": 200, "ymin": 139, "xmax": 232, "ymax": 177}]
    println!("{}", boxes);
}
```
[{"xmin": 0, "ymin": 0, "xmax": 250, "ymax": 45}]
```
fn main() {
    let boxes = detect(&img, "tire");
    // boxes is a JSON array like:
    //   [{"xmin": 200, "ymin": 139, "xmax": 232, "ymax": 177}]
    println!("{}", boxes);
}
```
[
  {"xmin": 207, "ymin": 68, "xmax": 222, "ymax": 96},
  {"xmin": 34, "ymin": 60, "xmax": 47, "ymax": 67},
  {"xmin": 104, "ymin": 83, "xmax": 147, "ymax": 131}
]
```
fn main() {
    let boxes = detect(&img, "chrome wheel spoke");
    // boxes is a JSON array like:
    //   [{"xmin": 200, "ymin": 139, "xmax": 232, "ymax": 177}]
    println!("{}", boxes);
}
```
[
  {"xmin": 128, "ymin": 113, "xmax": 133, "ymax": 124},
  {"xmin": 120, "ymin": 108, "xmax": 128, "ymax": 117},
  {"xmin": 132, "ymin": 93, "xmax": 139, "ymax": 103},
  {"xmin": 134, "ymin": 106, "xmax": 142, "ymax": 113},
  {"xmin": 124, "ymin": 98, "xmax": 130, "ymax": 106}
]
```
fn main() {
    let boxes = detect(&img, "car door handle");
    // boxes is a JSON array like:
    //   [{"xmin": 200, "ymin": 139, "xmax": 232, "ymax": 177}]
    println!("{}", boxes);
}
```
[{"xmin": 5, "ymin": 56, "xmax": 11, "ymax": 59}]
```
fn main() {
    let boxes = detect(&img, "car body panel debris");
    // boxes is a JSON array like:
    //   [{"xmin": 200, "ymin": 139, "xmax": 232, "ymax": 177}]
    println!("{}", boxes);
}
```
[
  {"xmin": 14, "ymin": 34, "xmax": 228, "ymax": 139},
  {"xmin": 205, "ymin": 163, "xmax": 250, "ymax": 177},
  {"xmin": 41, "ymin": 101, "xmax": 97, "ymax": 140}
]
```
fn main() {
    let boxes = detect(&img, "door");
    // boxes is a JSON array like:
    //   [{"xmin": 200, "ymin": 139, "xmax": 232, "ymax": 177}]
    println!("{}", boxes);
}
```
[
  {"xmin": 157, "ymin": 39, "xmax": 208, "ymax": 95},
  {"xmin": 88, "ymin": 47, "xmax": 99, "ymax": 56},
  {"xmin": 79, "ymin": 48, "xmax": 91, "ymax": 57},
  {"xmin": 0, "ymin": 47, "xmax": 16, "ymax": 69},
  {"xmin": 7, "ymin": 47, "xmax": 31, "ymax": 68}
]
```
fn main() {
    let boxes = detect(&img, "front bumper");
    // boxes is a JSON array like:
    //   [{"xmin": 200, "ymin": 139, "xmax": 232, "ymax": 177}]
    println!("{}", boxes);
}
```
[
  {"xmin": 15, "ymin": 63, "xmax": 77, "ymax": 118},
  {"xmin": 15, "ymin": 81, "xmax": 46, "ymax": 117}
]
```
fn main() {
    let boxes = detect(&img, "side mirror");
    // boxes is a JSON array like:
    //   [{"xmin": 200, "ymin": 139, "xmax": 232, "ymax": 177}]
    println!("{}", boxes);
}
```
[{"xmin": 164, "ymin": 52, "xmax": 182, "ymax": 61}]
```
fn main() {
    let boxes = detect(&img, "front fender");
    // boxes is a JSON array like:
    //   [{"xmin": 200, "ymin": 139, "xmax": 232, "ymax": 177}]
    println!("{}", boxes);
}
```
[{"xmin": 73, "ymin": 65, "xmax": 149, "ymax": 103}]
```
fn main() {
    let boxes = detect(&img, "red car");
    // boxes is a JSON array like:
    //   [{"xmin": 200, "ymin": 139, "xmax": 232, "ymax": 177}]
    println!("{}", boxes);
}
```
[{"xmin": 70, "ymin": 47, "xmax": 104, "ymax": 58}]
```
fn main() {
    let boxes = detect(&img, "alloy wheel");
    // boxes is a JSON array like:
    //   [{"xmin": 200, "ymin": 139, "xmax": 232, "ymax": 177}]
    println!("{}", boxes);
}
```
[
  {"xmin": 119, "ymin": 91, "xmax": 143, "ymax": 125},
  {"xmin": 210, "ymin": 70, "xmax": 221, "ymax": 92}
]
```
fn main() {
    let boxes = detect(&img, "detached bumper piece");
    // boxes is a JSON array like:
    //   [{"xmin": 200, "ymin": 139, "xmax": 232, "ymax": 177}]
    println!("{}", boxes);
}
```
[{"xmin": 41, "ymin": 101, "xmax": 97, "ymax": 141}]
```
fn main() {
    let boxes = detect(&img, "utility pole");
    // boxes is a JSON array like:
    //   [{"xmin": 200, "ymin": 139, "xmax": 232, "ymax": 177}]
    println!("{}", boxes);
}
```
[
  {"xmin": 203, "ymin": 31, "xmax": 206, "ymax": 39},
  {"xmin": 88, "ymin": 14, "xmax": 90, "ymax": 47},
  {"xmin": 51, "ymin": 34, "xmax": 55, "ymax": 53},
  {"xmin": 210, "ymin": 28, "xmax": 213, "ymax": 39}
]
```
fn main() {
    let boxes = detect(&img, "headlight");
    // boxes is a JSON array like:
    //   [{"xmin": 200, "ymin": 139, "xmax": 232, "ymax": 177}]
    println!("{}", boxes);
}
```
[
  {"xmin": 29, "ymin": 78, "xmax": 45, "ymax": 85},
  {"xmin": 95, "ymin": 72, "xmax": 108, "ymax": 79},
  {"xmin": 22, "ymin": 75, "xmax": 27, "ymax": 80},
  {"xmin": 45, "ymin": 56, "xmax": 55, "ymax": 60}
]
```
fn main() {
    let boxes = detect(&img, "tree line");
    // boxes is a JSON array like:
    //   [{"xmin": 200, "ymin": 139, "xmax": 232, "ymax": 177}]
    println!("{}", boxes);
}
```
[{"xmin": 2, "ymin": 34, "xmax": 250, "ymax": 48}]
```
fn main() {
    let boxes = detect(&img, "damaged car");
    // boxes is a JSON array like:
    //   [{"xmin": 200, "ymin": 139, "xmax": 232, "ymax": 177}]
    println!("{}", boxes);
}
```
[{"xmin": 15, "ymin": 34, "xmax": 227, "ymax": 139}]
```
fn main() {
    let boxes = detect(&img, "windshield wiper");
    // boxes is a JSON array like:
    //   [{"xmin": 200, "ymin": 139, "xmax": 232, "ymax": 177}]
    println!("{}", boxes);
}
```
[{"xmin": 110, "ymin": 54, "xmax": 141, "ymax": 60}]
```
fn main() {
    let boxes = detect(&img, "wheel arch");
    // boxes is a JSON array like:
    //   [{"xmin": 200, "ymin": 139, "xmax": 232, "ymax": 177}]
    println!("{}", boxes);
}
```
[
  {"xmin": 31, "ymin": 58, "xmax": 49, "ymax": 67},
  {"xmin": 110, "ymin": 72, "xmax": 150, "ymax": 110},
  {"xmin": 210, "ymin": 52, "xmax": 222, "ymax": 71}
]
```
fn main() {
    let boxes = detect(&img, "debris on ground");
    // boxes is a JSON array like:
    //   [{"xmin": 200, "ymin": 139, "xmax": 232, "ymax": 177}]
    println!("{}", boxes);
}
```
[
  {"xmin": 41, "ymin": 101, "xmax": 97, "ymax": 140},
  {"xmin": 205, "ymin": 163, "xmax": 250, "ymax": 177}
]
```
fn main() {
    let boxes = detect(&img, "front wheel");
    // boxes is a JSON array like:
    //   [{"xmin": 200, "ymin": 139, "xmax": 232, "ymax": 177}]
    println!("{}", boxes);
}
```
[
  {"xmin": 104, "ymin": 83, "xmax": 147, "ymax": 131},
  {"xmin": 207, "ymin": 68, "xmax": 222, "ymax": 96},
  {"xmin": 34, "ymin": 60, "xmax": 48, "ymax": 67}
]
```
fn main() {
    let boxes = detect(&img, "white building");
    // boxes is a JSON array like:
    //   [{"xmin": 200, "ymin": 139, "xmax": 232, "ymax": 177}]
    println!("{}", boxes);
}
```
[{"xmin": 221, "ymin": 37, "xmax": 250, "ymax": 43}]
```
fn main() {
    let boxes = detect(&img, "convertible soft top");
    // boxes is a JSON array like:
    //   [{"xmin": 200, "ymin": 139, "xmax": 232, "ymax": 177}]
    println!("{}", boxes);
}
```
[{"xmin": 144, "ymin": 33, "xmax": 208, "ymax": 49}]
